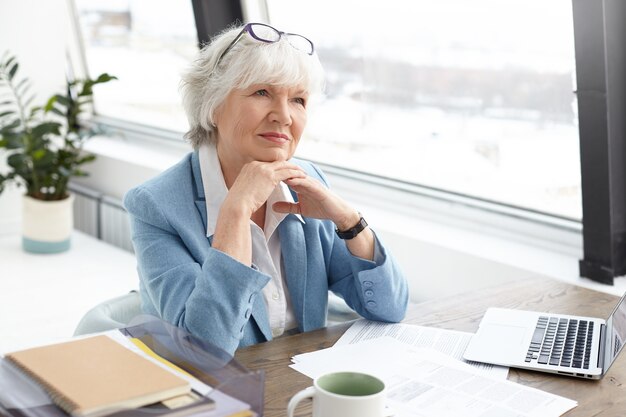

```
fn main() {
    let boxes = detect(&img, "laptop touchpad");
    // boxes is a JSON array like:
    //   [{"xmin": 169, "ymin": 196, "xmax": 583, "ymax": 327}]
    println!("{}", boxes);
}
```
[
  {"xmin": 486, "ymin": 323, "xmax": 527, "ymax": 345},
  {"xmin": 466, "ymin": 323, "xmax": 527, "ymax": 364}
]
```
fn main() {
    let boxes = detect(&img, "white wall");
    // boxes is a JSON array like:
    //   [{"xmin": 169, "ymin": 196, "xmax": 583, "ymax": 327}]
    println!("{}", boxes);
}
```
[{"xmin": 0, "ymin": 0, "xmax": 69, "ymax": 234}]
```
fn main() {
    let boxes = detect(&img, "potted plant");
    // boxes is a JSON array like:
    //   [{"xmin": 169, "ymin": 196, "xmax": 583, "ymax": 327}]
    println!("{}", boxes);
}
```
[{"xmin": 0, "ymin": 52, "xmax": 116, "ymax": 253}]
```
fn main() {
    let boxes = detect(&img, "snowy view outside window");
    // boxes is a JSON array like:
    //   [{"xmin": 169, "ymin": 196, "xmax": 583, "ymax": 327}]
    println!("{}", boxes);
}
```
[
  {"xmin": 75, "ymin": 0, "xmax": 197, "ymax": 131},
  {"xmin": 75, "ymin": 0, "xmax": 581, "ymax": 219}
]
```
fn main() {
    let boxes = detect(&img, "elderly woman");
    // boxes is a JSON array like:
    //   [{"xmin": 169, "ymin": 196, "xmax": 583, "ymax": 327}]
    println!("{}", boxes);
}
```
[{"xmin": 124, "ymin": 23, "xmax": 408, "ymax": 355}]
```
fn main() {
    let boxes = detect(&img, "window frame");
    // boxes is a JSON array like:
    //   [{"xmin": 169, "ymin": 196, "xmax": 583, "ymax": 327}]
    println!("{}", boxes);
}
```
[{"xmin": 573, "ymin": 0, "xmax": 626, "ymax": 284}]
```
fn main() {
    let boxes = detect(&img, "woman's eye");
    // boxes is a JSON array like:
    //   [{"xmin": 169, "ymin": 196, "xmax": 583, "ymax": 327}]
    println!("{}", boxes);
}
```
[
  {"xmin": 294, "ymin": 97, "xmax": 306, "ymax": 106},
  {"xmin": 255, "ymin": 89, "xmax": 268, "ymax": 97}
]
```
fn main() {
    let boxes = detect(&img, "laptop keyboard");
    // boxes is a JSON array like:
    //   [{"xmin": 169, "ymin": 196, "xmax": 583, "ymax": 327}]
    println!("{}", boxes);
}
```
[{"xmin": 525, "ymin": 316, "xmax": 594, "ymax": 369}]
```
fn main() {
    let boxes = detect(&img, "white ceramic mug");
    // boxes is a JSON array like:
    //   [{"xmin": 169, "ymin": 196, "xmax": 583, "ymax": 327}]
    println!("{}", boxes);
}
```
[{"xmin": 287, "ymin": 371, "xmax": 386, "ymax": 417}]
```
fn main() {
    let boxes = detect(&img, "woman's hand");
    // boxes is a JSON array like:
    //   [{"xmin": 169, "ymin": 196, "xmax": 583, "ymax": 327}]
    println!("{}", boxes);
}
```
[
  {"xmin": 271, "ymin": 176, "xmax": 356, "ymax": 227},
  {"xmin": 224, "ymin": 160, "xmax": 307, "ymax": 217},
  {"xmin": 212, "ymin": 161, "xmax": 306, "ymax": 266},
  {"xmin": 273, "ymin": 175, "xmax": 375, "ymax": 260}
]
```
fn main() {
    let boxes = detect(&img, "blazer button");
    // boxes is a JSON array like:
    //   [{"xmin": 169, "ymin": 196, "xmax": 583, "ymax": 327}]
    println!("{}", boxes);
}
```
[
  {"xmin": 363, "ymin": 281, "xmax": 373, "ymax": 288},
  {"xmin": 245, "ymin": 308, "xmax": 251, "ymax": 318},
  {"xmin": 367, "ymin": 301, "xmax": 377, "ymax": 308},
  {"xmin": 365, "ymin": 290, "xmax": 374, "ymax": 297}
]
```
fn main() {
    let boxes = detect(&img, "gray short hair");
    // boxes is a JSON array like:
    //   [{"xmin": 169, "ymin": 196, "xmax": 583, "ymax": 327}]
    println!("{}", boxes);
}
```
[{"xmin": 180, "ymin": 24, "xmax": 325, "ymax": 149}]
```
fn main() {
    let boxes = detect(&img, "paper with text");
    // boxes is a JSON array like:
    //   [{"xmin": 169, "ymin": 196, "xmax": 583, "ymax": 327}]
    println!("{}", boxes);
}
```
[
  {"xmin": 323, "ymin": 319, "xmax": 508, "ymax": 379},
  {"xmin": 290, "ymin": 337, "xmax": 576, "ymax": 417}
]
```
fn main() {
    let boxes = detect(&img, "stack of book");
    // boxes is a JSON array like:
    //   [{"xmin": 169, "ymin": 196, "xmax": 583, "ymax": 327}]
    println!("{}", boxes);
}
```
[{"xmin": 0, "ymin": 333, "xmax": 255, "ymax": 417}]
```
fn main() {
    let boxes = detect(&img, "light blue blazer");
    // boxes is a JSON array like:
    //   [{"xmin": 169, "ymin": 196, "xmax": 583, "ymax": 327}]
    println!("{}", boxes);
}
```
[{"xmin": 123, "ymin": 151, "xmax": 409, "ymax": 355}]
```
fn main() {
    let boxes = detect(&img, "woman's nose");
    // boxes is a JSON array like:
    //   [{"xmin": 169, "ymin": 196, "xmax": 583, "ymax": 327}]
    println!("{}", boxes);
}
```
[{"xmin": 269, "ymin": 99, "xmax": 291, "ymax": 125}]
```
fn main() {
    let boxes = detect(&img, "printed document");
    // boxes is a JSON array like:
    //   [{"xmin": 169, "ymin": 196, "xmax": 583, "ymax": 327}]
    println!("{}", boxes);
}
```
[
  {"xmin": 297, "ymin": 319, "xmax": 508, "ymax": 379},
  {"xmin": 290, "ymin": 337, "xmax": 577, "ymax": 417}
]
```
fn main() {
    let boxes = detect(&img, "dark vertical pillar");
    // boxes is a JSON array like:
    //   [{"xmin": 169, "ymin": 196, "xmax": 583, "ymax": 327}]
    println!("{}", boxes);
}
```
[
  {"xmin": 190, "ymin": 0, "xmax": 244, "ymax": 47},
  {"xmin": 574, "ymin": 0, "xmax": 626, "ymax": 284}
]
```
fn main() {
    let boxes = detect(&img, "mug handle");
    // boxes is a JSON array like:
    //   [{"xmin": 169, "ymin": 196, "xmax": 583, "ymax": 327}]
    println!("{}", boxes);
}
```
[{"xmin": 287, "ymin": 386, "xmax": 316, "ymax": 417}]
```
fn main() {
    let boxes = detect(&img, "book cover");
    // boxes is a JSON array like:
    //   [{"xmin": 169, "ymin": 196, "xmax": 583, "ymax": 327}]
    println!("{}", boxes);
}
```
[{"xmin": 5, "ymin": 335, "xmax": 190, "ymax": 417}]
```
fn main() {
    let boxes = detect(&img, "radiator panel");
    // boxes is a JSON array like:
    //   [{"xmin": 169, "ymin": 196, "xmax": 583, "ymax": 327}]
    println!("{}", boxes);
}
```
[{"xmin": 70, "ymin": 183, "xmax": 133, "ymax": 253}]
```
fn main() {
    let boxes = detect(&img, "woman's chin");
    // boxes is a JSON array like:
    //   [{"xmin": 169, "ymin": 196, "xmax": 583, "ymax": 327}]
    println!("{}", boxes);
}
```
[{"xmin": 254, "ymin": 148, "xmax": 292, "ymax": 162}]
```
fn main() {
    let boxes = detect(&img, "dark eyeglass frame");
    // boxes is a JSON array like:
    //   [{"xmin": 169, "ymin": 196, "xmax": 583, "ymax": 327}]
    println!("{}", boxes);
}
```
[{"xmin": 213, "ymin": 23, "xmax": 315, "ymax": 72}]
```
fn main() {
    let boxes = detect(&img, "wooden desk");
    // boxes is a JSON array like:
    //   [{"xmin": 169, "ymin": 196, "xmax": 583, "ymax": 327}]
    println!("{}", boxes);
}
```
[{"xmin": 235, "ymin": 277, "xmax": 626, "ymax": 417}]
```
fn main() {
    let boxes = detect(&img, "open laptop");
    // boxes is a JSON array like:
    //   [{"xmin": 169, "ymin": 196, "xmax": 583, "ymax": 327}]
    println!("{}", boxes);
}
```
[{"xmin": 463, "ymin": 292, "xmax": 626, "ymax": 379}]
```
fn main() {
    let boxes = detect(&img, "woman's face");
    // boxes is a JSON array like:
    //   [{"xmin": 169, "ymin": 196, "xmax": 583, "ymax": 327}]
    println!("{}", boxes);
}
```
[{"xmin": 214, "ymin": 83, "xmax": 309, "ymax": 171}]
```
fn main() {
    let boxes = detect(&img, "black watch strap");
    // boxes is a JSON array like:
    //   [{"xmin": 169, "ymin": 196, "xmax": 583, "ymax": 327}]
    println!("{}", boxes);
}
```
[{"xmin": 335, "ymin": 216, "xmax": 368, "ymax": 240}]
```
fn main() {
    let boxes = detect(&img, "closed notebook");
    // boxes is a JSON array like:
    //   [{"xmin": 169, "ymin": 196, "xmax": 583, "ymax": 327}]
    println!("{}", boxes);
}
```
[{"xmin": 5, "ymin": 335, "xmax": 190, "ymax": 417}]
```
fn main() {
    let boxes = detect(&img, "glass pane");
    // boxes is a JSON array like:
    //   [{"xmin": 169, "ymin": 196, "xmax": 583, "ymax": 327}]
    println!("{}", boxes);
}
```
[
  {"xmin": 266, "ymin": 0, "xmax": 581, "ymax": 219},
  {"xmin": 74, "ymin": 0, "xmax": 198, "ymax": 131}
]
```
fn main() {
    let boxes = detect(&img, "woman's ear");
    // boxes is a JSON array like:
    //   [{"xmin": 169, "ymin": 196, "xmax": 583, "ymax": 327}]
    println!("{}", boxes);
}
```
[{"xmin": 211, "ymin": 106, "xmax": 221, "ymax": 128}]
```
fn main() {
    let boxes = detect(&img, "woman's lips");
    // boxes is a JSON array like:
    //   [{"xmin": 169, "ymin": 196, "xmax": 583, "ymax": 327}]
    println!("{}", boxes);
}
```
[{"xmin": 259, "ymin": 132, "xmax": 290, "ymax": 144}]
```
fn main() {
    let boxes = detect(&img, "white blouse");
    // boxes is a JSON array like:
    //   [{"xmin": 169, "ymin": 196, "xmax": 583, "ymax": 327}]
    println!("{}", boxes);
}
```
[{"xmin": 198, "ymin": 143, "xmax": 303, "ymax": 337}]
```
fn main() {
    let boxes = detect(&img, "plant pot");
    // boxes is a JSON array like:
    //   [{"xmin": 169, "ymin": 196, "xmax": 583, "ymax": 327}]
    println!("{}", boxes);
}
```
[{"xmin": 22, "ymin": 194, "xmax": 74, "ymax": 254}]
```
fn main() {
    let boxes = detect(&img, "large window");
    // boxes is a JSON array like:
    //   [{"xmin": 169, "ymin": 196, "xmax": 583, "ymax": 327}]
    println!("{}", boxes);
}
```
[
  {"xmin": 266, "ymin": 0, "xmax": 581, "ymax": 219},
  {"xmin": 74, "ymin": 0, "xmax": 581, "ymax": 220},
  {"xmin": 74, "ymin": 0, "xmax": 197, "ymax": 131}
]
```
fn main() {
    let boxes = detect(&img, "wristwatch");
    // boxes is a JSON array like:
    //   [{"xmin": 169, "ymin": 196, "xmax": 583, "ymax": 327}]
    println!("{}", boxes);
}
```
[{"xmin": 335, "ymin": 215, "xmax": 368, "ymax": 240}]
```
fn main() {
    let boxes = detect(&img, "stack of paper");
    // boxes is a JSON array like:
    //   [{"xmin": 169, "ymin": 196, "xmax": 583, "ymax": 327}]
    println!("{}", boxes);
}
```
[{"xmin": 290, "ymin": 320, "xmax": 577, "ymax": 417}]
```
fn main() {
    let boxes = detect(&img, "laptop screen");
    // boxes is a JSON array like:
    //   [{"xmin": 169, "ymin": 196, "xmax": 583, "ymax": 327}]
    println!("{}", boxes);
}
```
[{"xmin": 604, "ymin": 293, "xmax": 626, "ymax": 371}]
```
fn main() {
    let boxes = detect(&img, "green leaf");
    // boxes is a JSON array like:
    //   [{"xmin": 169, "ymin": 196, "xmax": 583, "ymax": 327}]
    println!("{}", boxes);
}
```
[
  {"xmin": 0, "ymin": 118, "xmax": 20, "ymax": 133},
  {"xmin": 33, "ymin": 149, "xmax": 55, "ymax": 166},
  {"xmin": 29, "ymin": 105, "xmax": 40, "ymax": 116},
  {"xmin": 1, "ymin": 54, "xmax": 15, "ymax": 69},
  {"xmin": 0, "ymin": 133, "xmax": 25, "ymax": 149},
  {"xmin": 95, "ymin": 73, "xmax": 118, "ymax": 83},
  {"xmin": 79, "ymin": 84, "xmax": 93, "ymax": 97},
  {"xmin": 77, "ymin": 154, "xmax": 96, "ymax": 164},
  {"xmin": 31, "ymin": 149, "xmax": 46, "ymax": 160},
  {"xmin": 0, "ymin": 110, "xmax": 14, "ymax": 118},
  {"xmin": 31, "ymin": 122, "xmax": 61, "ymax": 138},
  {"xmin": 7, "ymin": 152, "xmax": 26, "ymax": 169},
  {"xmin": 8, "ymin": 62, "xmax": 18, "ymax": 80},
  {"xmin": 0, "ymin": 120, "xmax": 19, "ymax": 134},
  {"xmin": 44, "ymin": 95, "xmax": 57, "ymax": 112},
  {"xmin": 77, "ymin": 74, "xmax": 117, "ymax": 96},
  {"xmin": 49, "ymin": 107, "xmax": 65, "ymax": 117},
  {"xmin": 54, "ymin": 94, "xmax": 71, "ymax": 107},
  {"xmin": 0, "ymin": 105, "xmax": 16, "ymax": 114},
  {"xmin": 72, "ymin": 170, "xmax": 89, "ymax": 177}
]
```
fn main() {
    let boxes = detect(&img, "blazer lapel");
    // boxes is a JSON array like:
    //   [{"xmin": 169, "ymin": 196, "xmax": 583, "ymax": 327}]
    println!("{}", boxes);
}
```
[
  {"xmin": 279, "ymin": 214, "xmax": 308, "ymax": 330},
  {"xmin": 190, "ymin": 151, "xmax": 208, "ymax": 231}
]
